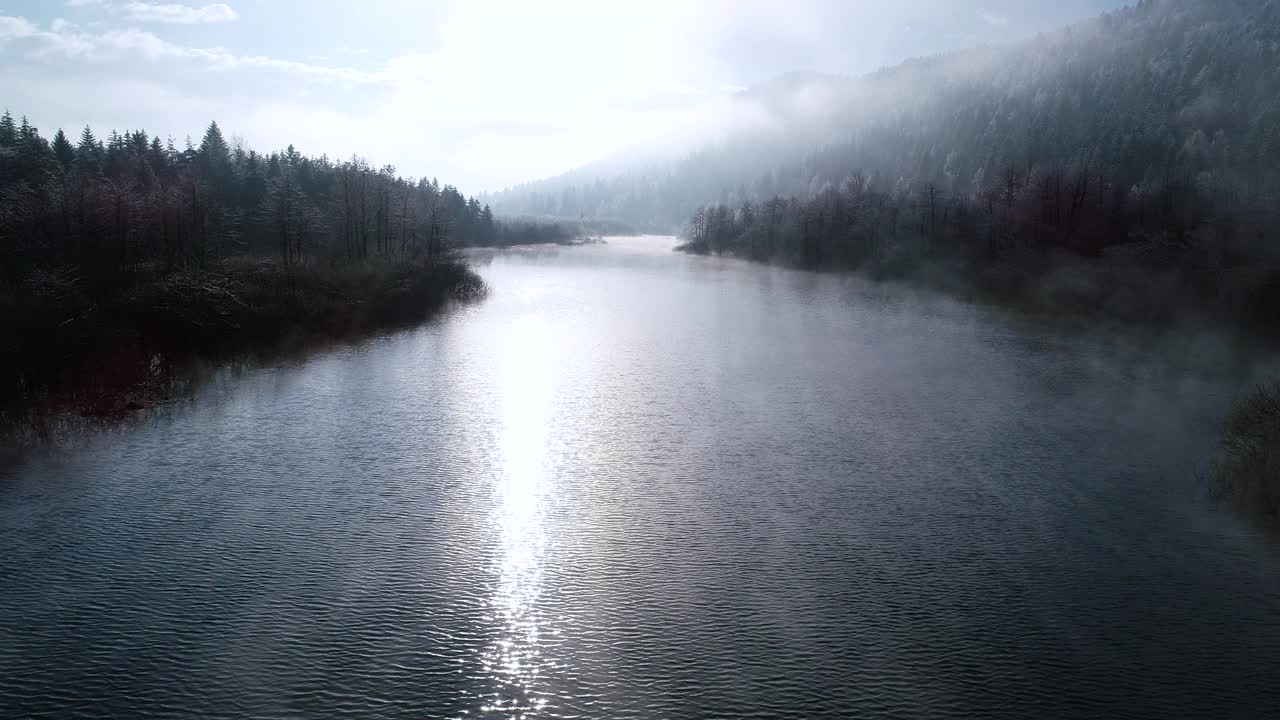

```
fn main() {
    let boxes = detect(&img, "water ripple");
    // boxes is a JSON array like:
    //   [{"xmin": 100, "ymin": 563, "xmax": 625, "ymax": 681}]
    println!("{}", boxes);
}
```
[{"xmin": 2, "ymin": 238, "xmax": 1280, "ymax": 718}]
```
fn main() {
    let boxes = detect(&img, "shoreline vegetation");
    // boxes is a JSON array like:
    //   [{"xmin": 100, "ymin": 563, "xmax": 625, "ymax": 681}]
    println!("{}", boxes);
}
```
[
  {"xmin": 677, "ymin": 175, "xmax": 1280, "ymax": 526},
  {"xmin": 3, "ymin": 257, "xmax": 485, "ymax": 440},
  {"xmin": 1210, "ymin": 383, "xmax": 1280, "ymax": 529},
  {"xmin": 676, "ymin": 170, "xmax": 1280, "ymax": 338},
  {"xmin": 485, "ymin": 215, "xmax": 634, "ymax": 247},
  {"xmin": 0, "ymin": 114, "xmax": 624, "ymax": 440}
]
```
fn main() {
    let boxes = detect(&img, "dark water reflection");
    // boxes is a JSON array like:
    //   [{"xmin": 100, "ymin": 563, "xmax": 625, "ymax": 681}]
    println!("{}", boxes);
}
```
[{"xmin": 2, "ymin": 236, "xmax": 1279, "ymax": 718}]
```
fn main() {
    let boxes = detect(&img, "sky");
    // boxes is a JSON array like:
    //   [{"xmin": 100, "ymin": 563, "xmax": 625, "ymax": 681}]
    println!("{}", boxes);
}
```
[{"xmin": 0, "ymin": 0, "xmax": 1130, "ymax": 193}]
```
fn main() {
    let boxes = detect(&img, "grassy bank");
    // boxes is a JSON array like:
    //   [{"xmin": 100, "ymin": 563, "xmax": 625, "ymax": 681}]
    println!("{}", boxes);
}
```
[{"xmin": 0, "ymin": 257, "xmax": 485, "ymax": 430}]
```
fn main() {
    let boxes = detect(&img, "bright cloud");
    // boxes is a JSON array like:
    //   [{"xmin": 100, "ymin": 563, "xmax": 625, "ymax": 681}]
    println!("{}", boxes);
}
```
[
  {"xmin": 0, "ymin": 15, "xmax": 38, "ymax": 41},
  {"xmin": 123, "ymin": 2, "xmax": 239, "ymax": 24},
  {"xmin": 1, "ymin": 16, "xmax": 367, "ymax": 81}
]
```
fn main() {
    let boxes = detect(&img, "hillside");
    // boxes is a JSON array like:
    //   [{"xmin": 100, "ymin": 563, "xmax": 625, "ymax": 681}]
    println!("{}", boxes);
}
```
[
  {"xmin": 490, "ymin": 0, "xmax": 1280, "ymax": 234},
  {"xmin": 486, "ymin": 71, "xmax": 856, "ymax": 231}
]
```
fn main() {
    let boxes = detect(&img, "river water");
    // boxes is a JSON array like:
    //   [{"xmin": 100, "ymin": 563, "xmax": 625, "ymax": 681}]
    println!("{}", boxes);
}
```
[{"xmin": 2, "ymin": 236, "xmax": 1279, "ymax": 719}]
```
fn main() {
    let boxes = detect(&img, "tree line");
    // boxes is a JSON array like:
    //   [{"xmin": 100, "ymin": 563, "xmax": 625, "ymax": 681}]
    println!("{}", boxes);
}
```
[
  {"xmin": 683, "ymin": 161, "xmax": 1280, "ymax": 335},
  {"xmin": 0, "ymin": 113, "xmax": 605, "ymax": 289},
  {"xmin": 0, "ymin": 114, "xmax": 526, "ymax": 417}
]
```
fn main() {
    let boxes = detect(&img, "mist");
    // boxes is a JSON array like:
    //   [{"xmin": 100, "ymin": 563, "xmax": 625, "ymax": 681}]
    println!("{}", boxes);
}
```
[{"xmin": 2, "ymin": 0, "xmax": 1128, "ymax": 193}]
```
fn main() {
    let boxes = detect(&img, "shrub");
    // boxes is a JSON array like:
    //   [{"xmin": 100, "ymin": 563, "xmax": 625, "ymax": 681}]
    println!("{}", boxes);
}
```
[
  {"xmin": 0, "ymin": 257, "xmax": 485, "ymax": 424},
  {"xmin": 1210, "ymin": 383, "xmax": 1280, "ymax": 523}
]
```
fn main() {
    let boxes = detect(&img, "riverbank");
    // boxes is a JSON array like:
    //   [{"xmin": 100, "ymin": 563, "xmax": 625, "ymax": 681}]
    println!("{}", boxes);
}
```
[
  {"xmin": 1, "ymin": 257, "xmax": 485, "ymax": 441},
  {"xmin": 677, "ymin": 238, "xmax": 1280, "ymax": 346},
  {"xmin": 679, "ymin": 239, "xmax": 1280, "ymax": 529}
]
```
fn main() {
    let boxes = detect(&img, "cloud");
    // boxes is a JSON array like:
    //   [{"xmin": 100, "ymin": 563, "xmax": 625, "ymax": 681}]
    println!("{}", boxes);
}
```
[
  {"xmin": 0, "ymin": 15, "xmax": 367, "ymax": 83},
  {"xmin": 0, "ymin": 15, "xmax": 38, "ymax": 42},
  {"xmin": 66, "ymin": 0, "xmax": 106, "ymax": 7},
  {"xmin": 122, "ymin": 3, "xmax": 238, "ymax": 24},
  {"xmin": 979, "ymin": 10, "xmax": 1010, "ymax": 27}
]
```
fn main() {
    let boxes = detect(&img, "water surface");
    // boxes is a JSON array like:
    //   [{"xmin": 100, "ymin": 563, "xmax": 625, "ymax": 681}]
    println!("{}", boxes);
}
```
[{"xmin": 3, "ymin": 236, "xmax": 1279, "ymax": 718}]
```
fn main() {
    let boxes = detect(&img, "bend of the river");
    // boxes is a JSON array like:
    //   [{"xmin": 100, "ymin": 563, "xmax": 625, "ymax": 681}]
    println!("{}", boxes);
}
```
[{"xmin": 2, "ymin": 235, "xmax": 1279, "ymax": 719}]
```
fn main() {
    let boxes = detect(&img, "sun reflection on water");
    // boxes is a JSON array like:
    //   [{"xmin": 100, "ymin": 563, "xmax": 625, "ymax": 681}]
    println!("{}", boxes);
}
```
[{"xmin": 474, "ymin": 313, "xmax": 560, "ymax": 717}]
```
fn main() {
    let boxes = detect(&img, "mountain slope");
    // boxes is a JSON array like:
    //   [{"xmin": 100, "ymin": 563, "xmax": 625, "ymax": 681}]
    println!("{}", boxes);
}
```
[{"xmin": 490, "ymin": 0, "xmax": 1280, "ymax": 233}]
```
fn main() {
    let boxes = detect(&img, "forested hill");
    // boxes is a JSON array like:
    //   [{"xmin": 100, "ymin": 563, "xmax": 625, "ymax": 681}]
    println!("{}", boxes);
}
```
[
  {"xmin": 0, "ymin": 116, "xmax": 602, "ymax": 416},
  {"xmin": 489, "ymin": 0, "xmax": 1280, "ymax": 232},
  {"xmin": 486, "ymin": 70, "xmax": 854, "ymax": 232},
  {"xmin": 0, "ymin": 116, "xmax": 541, "ymax": 264}
]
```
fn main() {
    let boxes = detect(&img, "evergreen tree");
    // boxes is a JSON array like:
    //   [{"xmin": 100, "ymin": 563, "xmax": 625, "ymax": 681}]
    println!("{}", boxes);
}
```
[
  {"xmin": 51, "ymin": 129, "xmax": 75, "ymax": 170},
  {"xmin": 148, "ymin": 136, "xmax": 169, "ymax": 178},
  {"xmin": 199, "ymin": 121, "xmax": 230, "ymax": 165},
  {"xmin": 75, "ymin": 125, "xmax": 101, "ymax": 174},
  {"xmin": 480, "ymin": 204, "xmax": 496, "ymax": 246},
  {"xmin": 130, "ymin": 130, "xmax": 149, "ymax": 157},
  {"xmin": 14, "ymin": 117, "xmax": 54, "ymax": 178},
  {"xmin": 104, "ymin": 130, "xmax": 128, "ymax": 178},
  {"xmin": 198, "ymin": 121, "xmax": 232, "ymax": 196},
  {"xmin": 0, "ymin": 111, "xmax": 15, "ymax": 147},
  {"xmin": 240, "ymin": 150, "xmax": 267, "ymax": 210}
]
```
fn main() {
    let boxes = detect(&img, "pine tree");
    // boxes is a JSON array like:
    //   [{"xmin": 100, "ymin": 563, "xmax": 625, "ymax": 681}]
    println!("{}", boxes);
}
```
[
  {"xmin": 0, "ymin": 110, "xmax": 15, "ymax": 147},
  {"xmin": 51, "ymin": 129, "xmax": 75, "ymax": 170},
  {"xmin": 12, "ymin": 117, "xmax": 54, "ymax": 180},
  {"xmin": 199, "ymin": 121, "xmax": 230, "ymax": 165},
  {"xmin": 480, "ymin": 204, "xmax": 496, "ymax": 246},
  {"xmin": 148, "ymin": 136, "xmax": 169, "ymax": 177},
  {"xmin": 104, "ymin": 129, "xmax": 127, "ymax": 178},
  {"xmin": 130, "ymin": 130, "xmax": 149, "ymax": 157},
  {"xmin": 75, "ymin": 125, "xmax": 101, "ymax": 174},
  {"xmin": 198, "ymin": 121, "xmax": 231, "ymax": 189},
  {"xmin": 240, "ymin": 150, "xmax": 266, "ymax": 210}
]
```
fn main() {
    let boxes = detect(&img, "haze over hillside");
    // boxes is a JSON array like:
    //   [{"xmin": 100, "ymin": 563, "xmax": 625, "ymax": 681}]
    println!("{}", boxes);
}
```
[
  {"xmin": 490, "ymin": 0, "xmax": 1280, "ymax": 232},
  {"xmin": 0, "ymin": 0, "xmax": 1126, "ymax": 193}
]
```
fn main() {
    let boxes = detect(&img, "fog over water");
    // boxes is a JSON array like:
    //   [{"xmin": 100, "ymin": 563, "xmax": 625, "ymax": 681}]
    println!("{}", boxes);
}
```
[{"xmin": 2, "ymin": 237, "xmax": 1278, "ymax": 719}]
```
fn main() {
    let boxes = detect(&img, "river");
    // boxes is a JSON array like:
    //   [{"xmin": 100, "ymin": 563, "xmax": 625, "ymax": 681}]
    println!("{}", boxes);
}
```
[{"xmin": 2, "ymin": 235, "xmax": 1279, "ymax": 718}]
